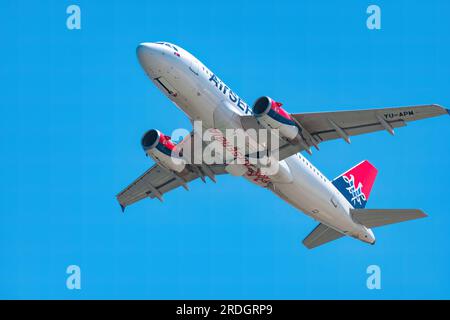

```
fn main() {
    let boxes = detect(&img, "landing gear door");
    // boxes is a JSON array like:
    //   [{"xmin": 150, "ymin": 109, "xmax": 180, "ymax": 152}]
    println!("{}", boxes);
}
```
[{"xmin": 154, "ymin": 76, "xmax": 178, "ymax": 98}]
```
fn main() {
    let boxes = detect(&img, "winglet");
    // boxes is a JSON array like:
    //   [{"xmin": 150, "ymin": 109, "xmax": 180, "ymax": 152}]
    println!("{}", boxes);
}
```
[
  {"xmin": 447, "ymin": 108, "xmax": 450, "ymax": 116},
  {"xmin": 120, "ymin": 204, "xmax": 126, "ymax": 213}
]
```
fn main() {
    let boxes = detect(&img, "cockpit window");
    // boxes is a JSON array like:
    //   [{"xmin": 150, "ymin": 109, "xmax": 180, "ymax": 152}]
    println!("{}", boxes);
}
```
[{"xmin": 156, "ymin": 42, "xmax": 179, "ymax": 52}]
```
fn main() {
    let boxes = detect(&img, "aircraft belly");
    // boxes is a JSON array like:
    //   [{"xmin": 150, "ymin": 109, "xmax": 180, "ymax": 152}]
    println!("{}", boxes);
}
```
[
  {"xmin": 163, "ymin": 67, "xmax": 218, "ymax": 126},
  {"xmin": 271, "ymin": 156, "xmax": 356, "ymax": 233}
]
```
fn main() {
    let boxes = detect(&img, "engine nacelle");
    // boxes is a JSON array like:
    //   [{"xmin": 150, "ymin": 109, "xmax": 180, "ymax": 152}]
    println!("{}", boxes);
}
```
[
  {"xmin": 141, "ymin": 129, "xmax": 185, "ymax": 172},
  {"xmin": 252, "ymin": 96, "xmax": 299, "ymax": 140}
]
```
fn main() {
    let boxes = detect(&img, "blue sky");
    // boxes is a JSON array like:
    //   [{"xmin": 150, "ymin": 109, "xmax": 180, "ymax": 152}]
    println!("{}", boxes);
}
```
[{"xmin": 1, "ymin": 0, "xmax": 449, "ymax": 299}]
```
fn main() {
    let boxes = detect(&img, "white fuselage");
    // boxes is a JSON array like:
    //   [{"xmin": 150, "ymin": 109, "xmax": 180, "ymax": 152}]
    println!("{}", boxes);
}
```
[{"xmin": 136, "ymin": 42, "xmax": 375, "ymax": 244}]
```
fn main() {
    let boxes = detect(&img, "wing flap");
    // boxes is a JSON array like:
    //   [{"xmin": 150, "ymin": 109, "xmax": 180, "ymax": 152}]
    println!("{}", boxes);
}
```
[
  {"xmin": 302, "ymin": 223, "xmax": 344, "ymax": 249},
  {"xmin": 313, "ymin": 120, "xmax": 406, "ymax": 142},
  {"xmin": 351, "ymin": 209, "xmax": 428, "ymax": 228}
]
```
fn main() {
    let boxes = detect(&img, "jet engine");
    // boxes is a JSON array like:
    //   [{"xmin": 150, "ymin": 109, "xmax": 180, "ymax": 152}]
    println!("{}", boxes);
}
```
[
  {"xmin": 141, "ymin": 129, "xmax": 186, "ymax": 172},
  {"xmin": 252, "ymin": 96, "xmax": 299, "ymax": 140}
]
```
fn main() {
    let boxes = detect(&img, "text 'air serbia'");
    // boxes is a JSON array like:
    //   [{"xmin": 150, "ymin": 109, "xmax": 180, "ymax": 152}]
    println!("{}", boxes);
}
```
[{"xmin": 117, "ymin": 41, "xmax": 449, "ymax": 249}]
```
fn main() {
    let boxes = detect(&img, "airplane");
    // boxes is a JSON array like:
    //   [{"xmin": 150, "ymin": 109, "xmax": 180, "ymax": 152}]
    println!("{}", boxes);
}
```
[{"xmin": 117, "ymin": 41, "xmax": 449, "ymax": 249}]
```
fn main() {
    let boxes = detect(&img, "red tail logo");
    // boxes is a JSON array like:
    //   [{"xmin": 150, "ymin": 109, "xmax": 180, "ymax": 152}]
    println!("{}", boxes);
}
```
[{"xmin": 332, "ymin": 160, "xmax": 378, "ymax": 208}]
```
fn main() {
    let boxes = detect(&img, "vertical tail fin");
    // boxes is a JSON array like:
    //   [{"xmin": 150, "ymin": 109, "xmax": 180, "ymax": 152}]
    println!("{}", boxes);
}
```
[{"xmin": 332, "ymin": 160, "xmax": 378, "ymax": 209}]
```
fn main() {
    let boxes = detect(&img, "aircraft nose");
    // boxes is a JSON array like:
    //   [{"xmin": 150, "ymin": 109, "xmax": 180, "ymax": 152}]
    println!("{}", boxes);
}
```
[
  {"xmin": 136, "ymin": 43, "xmax": 160, "ymax": 65},
  {"xmin": 136, "ymin": 42, "xmax": 169, "ymax": 78}
]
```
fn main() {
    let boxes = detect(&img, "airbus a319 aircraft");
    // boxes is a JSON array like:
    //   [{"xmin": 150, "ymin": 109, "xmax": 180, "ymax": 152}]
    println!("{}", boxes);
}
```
[{"xmin": 117, "ymin": 42, "xmax": 448, "ymax": 249}]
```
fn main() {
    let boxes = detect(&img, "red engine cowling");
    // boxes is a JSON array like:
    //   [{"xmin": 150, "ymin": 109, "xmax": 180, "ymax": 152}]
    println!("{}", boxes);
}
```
[
  {"xmin": 252, "ymin": 96, "xmax": 299, "ymax": 140},
  {"xmin": 141, "ymin": 129, "xmax": 185, "ymax": 172}
]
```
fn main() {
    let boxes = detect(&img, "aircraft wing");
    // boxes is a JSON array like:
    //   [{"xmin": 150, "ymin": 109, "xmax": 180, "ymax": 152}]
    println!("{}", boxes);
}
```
[
  {"xmin": 292, "ymin": 104, "xmax": 448, "ymax": 146},
  {"xmin": 116, "ymin": 163, "xmax": 227, "ymax": 211},
  {"xmin": 240, "ymin": 104, "xmax": 447, "ymax": 159},
  {"xmin": 302, "ymin": 223, "xmax": 344, "ymax": 249}
]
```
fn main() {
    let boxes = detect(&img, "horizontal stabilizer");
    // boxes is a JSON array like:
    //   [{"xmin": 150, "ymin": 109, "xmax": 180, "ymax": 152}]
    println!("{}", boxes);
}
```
[
  {"xmin": 351, "ymin": 209, "xmax": 427, "ymax": 228},
  {"xmin": 303, "ymin": 223, "xmax": 344, "ymax": 249}
]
